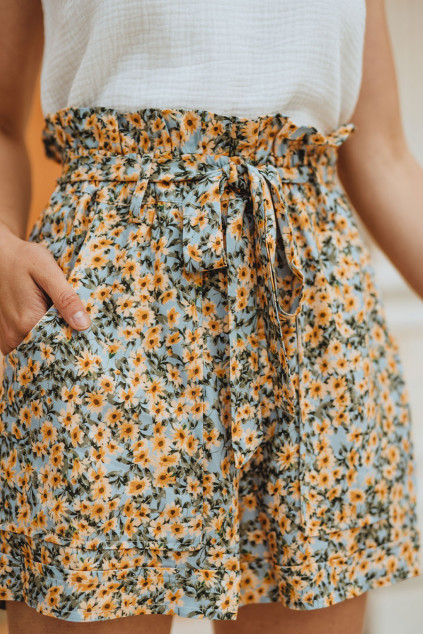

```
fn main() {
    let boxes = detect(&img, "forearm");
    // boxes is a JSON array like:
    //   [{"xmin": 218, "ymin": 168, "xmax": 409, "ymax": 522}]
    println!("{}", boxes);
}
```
[
  {"xmin": 0, "ymin": 0, "xmax": 44, "ymax": 242},
  {"xmin": 338, "ymin": 140, "xmax": 423, "ymax": 298},
  {"xmin": 0, "ymin": 127, "xmax": 31, "ymax": 240}
]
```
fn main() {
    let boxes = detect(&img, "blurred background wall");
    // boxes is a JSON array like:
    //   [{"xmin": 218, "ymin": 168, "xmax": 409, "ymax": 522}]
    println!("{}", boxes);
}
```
[
  {"xmin": 0, "ymin": 1, "xmax": 422, "ymax": 632},
  {"xmin": 360, "ymin": 1, "xmax": 423, "ymax": 631}
]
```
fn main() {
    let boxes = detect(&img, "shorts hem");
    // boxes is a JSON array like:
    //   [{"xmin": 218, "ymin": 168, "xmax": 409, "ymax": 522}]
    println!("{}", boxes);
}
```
[
  {"xmin": 0, "ymin": 530, "xmax": 421, "ymax": 621},
  {"xmin": 238, "ymin": 531, "xmax": 422, "ymax": 612}
]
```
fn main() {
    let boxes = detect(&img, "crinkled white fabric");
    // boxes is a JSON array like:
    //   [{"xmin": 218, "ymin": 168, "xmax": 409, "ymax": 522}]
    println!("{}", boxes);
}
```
[{"xmin": 40, "ymin": 0, "xmax": 366, "ymax": 135}]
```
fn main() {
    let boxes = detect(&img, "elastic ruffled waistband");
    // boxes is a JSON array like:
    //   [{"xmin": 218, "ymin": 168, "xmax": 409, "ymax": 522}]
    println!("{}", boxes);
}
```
[{"xmin": 42, "ymin": 106, "xmax": 355, "ymax": 168}]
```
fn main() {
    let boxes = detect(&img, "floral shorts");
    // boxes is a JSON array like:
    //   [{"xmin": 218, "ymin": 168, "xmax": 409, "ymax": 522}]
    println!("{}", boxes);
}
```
[{"xmin": 0, "ymin": 107, "xmax": 420, "ymax": 622}]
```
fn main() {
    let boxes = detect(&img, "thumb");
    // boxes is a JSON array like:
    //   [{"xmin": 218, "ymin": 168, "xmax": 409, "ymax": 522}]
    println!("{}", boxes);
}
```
[{"xmin": 30, "ymin": 245, "xmax": 91, "ymax": 331}]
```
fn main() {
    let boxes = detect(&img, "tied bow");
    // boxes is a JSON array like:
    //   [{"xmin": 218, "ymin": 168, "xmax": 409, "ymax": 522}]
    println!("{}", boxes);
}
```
[{"xmin": 131, "ymin": 154, "xmax": 305, "ymax": 469}]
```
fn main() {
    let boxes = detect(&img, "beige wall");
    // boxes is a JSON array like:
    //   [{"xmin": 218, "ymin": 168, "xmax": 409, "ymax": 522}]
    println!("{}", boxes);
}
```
[{"xmin": 386, "ymin": 0, "xmax": 423, "ymax": 165}]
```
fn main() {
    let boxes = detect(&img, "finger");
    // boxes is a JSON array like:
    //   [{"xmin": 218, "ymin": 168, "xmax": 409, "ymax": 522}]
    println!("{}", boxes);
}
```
[{"xmin": 28, "ymin": 244, "xmax": 91, "ymax": 331}]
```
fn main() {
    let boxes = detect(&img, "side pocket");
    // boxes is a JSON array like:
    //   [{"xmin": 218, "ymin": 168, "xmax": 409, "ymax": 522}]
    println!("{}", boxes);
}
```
[
  {"xmin": 296, "ymin": 181, "xmax": 392, "ymax": 536},
  {"xmin": 0, "ymin": 188, "xmax": 105, "ymax": 539},
  {"xmin": 1, "ymin": 189, "xmax": 102, "ymax": 364},
  {"xmin": 2, "ymin": 304, "xmax": 59, "ymax": 361},
  {"xmin": 0, "ymin": 197, "xmax": 205, "ymax": 553}
]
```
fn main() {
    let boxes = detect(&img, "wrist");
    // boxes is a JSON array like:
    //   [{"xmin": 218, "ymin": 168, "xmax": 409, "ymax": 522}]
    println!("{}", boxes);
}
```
[{"xmin": 0, "ymin": 219, "xmax": 25, "ymax": 247}]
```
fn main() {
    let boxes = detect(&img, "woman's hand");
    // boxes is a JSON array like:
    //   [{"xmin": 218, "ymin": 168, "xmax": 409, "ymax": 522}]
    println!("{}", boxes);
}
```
[{"xmin": 0, "ymin": 222, "xmax": 91, "ymax": 356}]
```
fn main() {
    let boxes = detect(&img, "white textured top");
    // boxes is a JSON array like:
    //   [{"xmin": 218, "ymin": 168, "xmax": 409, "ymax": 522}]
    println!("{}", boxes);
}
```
[{"xmin": 40, "ymin": 0, "xmax": 366, "ymax": 135}]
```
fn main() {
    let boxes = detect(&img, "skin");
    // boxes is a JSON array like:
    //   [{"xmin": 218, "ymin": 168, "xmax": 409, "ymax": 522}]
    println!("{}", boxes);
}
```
[
  {"xmin": 0, "ymin": 0, "xmax": 421, "ymax": 632},
  {"xmin": 213, "ymin": 594, "xmax": 368, "ymax": 634},
  {"xmin": 5, "ymin": 601, "xmax": 173, "ymax": 634}
]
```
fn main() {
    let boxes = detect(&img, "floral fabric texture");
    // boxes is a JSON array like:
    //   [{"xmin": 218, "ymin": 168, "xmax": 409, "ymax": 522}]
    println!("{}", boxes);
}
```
[{"xmin": 0, "ymin": 106, "xmax": 420, "ymax": 622}]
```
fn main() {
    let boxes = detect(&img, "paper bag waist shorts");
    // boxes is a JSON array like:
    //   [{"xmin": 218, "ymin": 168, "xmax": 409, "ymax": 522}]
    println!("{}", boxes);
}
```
[{"xmin": 0, "ymin": 106, "xmax": 420, "ymax": 622}]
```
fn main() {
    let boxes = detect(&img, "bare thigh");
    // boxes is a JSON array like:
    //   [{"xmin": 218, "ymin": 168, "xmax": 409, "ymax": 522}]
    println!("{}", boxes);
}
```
[
  {"xmin": 6, "ymin": 601, "xmax": 173, "ymax": 634},
  {"xmin": 213, "ymin": 593, "xmax": 367, "ymax": 634}
]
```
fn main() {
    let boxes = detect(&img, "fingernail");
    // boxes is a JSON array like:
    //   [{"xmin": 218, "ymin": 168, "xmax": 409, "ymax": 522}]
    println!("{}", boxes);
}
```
[{"xmin": 72, "ymin": 310, "xmax": 91, "ymax": 329}]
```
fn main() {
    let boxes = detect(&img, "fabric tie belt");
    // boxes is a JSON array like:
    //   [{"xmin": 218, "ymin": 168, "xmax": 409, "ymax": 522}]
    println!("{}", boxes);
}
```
[{"xmin": 62, "ymin": 151, "xmax": 308, "ymax": 469}]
